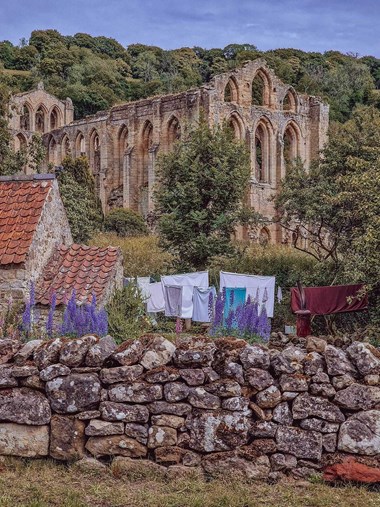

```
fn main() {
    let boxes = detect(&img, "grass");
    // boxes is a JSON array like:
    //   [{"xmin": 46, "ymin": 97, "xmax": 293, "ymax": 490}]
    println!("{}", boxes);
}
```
[{"xmin": 0, "ymin": 458, "xmax": 378, "ymax": 507}]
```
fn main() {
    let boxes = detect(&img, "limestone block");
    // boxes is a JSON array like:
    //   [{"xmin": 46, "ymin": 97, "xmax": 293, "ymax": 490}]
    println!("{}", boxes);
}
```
[
  {"xmin": 0, "ymin": 387, "xmax": 51, "ymax": 424},
  {"xmin": 0, "ymin": 423, "xmax": 49, "ymax": 457},
  {"xmin": 49, "ymin": 415, "xmax": 86, "ymax": 460},
  {"xmin": 46, "ymin": 374, "xmax": 101, "ymax": 414}
]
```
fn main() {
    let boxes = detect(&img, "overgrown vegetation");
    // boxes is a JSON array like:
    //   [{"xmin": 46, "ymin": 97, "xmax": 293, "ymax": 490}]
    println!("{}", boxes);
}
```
[
  {"xmin": 57, "ymin": 156, "xmax": 103, "ymax": 243},
  {"xmin": 154, "ymin": 116, "xmax": 255, "ymax": 270},
  {"xmin": 104, "ymin": 208, "xmax": 148, "ymax": 237},
  {"xmin": 275, "ymin": 105, "xmax": 380, "ymax": 330},
  {"xmin": 89, "ymin": 233, "xmax": 174, "ymax": 278}
]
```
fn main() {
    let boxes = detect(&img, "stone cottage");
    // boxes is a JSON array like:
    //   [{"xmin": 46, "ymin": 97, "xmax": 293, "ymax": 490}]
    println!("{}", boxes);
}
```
[{"xmin": 0, "ymin": 173, "xmax": 123, "ymax": 309}]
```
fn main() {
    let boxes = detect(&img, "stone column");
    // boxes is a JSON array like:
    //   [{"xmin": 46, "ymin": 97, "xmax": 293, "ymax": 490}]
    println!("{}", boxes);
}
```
[
  {"xmin": 123, "ymin": 146, "xmax": 134, "ymax": 209},
  {"xmin": 148, "ymin": 143, "xmax": 159, "ymax": 212}
]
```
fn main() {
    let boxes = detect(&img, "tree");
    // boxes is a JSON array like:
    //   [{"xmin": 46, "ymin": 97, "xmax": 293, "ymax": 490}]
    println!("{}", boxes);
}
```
[
  {"xmin": 154, "ymin": 115, "xmax": 253, "ymax": 270},
  {"xmin": 275, "ymin": 106, "xmax": 380, "ymax": 310},
  {"xmin": 57, "ymin": 156, "xmax": 103, "ymax": 243}
]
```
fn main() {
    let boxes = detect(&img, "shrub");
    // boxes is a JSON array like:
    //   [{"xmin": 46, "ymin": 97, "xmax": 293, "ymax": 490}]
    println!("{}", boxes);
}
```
[
  {"xmin": 89, "ymin": 233, "xmax": 175, "ymax": 278},
  {"xmin": 104, "ymin": 208, "xmax": 148, "ymax": 237},
  {"xmin": 106, "ymin": 283, "xmax": 150, "ymax": 343}
]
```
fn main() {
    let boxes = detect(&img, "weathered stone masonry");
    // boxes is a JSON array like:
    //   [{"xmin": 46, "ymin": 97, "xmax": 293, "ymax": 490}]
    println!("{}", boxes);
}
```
[
  {"xmin": 0, "ymin": 334, "xmax": 378, "ymax": 481},
  {"xmin": 10, "ymin": 60, "xmax": 329, "ymax": 243}
]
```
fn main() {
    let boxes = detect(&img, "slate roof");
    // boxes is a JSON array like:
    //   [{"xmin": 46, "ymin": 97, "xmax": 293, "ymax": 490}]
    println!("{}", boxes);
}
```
[
  {"xmin": 0, "ymin": 175, "xmax": 54, "ymax": 265},
  {"xmin": 35, "ymin": 244, "xmax": 122, "ymax": 305}
]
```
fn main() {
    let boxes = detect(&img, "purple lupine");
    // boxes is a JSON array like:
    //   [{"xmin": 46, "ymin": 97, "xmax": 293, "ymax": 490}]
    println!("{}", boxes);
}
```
[
  {"xmin": 208, "ymin": 291, "xmax": 214, "ymax": 322},
  {"xmin": 210, "ymin": 290, "xmax": 224, "ymax": 335},
  {"xmin": 96, "ymin": 308, "xmax": 108, "ymax": 336},
  {"xmin": 21, "ymin": 298, "xmax": 31, "ymax": 333},
  {"xmin": 257, "ymin": 306, "xmax": 271, "ymax": 341},
  {"xmin": 225, "ymin": 309, "xmax": 235, "ymax": 332},
  {"xmin": 175, "ymin": 317, "xmax": 183, "ymax": 335},
  {"xmin": 46, "ymin": 292, "xmax": 57, "ymax": 338}
]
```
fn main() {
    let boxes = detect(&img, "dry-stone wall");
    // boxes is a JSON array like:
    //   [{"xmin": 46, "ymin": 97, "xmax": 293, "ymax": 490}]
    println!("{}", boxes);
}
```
[{"xmin": 0, "ymin": 334, "xmax": 379, "ymax": 481}]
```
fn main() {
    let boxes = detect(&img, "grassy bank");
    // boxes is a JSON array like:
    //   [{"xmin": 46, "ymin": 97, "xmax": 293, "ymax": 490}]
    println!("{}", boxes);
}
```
[{"xmin": 0, "ymin": 458, "xmax": 378, "ymax": 507}]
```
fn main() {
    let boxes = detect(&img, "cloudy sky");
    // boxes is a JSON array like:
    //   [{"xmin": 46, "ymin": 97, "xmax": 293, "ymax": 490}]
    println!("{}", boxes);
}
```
[{"xmin": 1, "ymin": 0, "xmax": 379, "ymax": 56}]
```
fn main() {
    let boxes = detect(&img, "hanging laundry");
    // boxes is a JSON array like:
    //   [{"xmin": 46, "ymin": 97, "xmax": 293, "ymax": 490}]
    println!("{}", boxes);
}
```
[
  {"xmin": 163, "ymin": 285, "xmax": 183, "ymax": 317},
  {"xmin": 162, "ymin": 271, "xmax": 209, "ymax": 319},
  {"xmin": 124, "ymin": 276, "xmax": 151, "ymax": 299},
  {"xmin": 291, "ymin": 284, "xmax": 368, "ymax": 316},
  {"xmin": 277, "ymin": 286, "xmax": 283, "ymax": 303},
  {"xmin": 192, "ymin": 286, "xmax": 216, "ymax": 323},
  {"xmin": 223, "ymin": 287, "xmax": 247, "ymax": 328},
  {"xmin": 219, "ymin": 271, "xmax": 276, "ymax": 318},
  {"xmin": 146, "ymin": 282, "xmax": 165, "ymax": 313}
]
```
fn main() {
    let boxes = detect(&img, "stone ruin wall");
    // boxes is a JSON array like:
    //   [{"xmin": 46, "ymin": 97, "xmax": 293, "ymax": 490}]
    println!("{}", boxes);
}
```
[
  {"xmin": 0, "ymin": 333, "xmax": 378, "ymax": 481},
  {"xmin": 36, "ymin": 60, "xmax": 329, "ymax": 243}
]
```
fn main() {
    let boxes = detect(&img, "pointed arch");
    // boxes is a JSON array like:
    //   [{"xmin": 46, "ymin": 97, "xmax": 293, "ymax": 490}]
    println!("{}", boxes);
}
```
[
  {"xmin": 252, "ymin": 68, "xmax": 272, "ymax": 107},
  {"xmin": 254, "ymin": 116, "xmax": 274, "ymax": 183},
  {"xmin": 35, "ymin": 104, "xmax": 47, "ymax": 133},
  {"xmin": 118, "ymin": 124, "xmax": 129, "ymax": 188},
  {"xmin": 259, "ymin": 227, "xmax": 271, "ymax": 246},
  {"xmin": 49, "ymin": 106, "xmax": 62, "ymax": 130},
  {"xmin": 61, "ymin": 134, "xmax": 71, "ymax": 159},
  {"xmin": 283, "ymin": 120, "xmax": 301, "ymax": 169},
  {"xmin": 227, "ymin": 112, "xmax": 245, "ymax": 140},
  {"xmin": 224, "ymin": 76, "xmax": 239, "ymax": 103},
  {"xmin": 282, "ymin": 87, "xmax": 298, "ymax": 112},
  {"xmin": 47, "ymin": 135, "xmax": 58, "ymax": 166},
  {"xmin": 167, "ymin": 115, "xmax": 181, "ymax": 149},
  {"xmin": 14, "ymin": 133, "xmax": 27, "ymax": 152},
  {"xmin": 138, "ymin": 120, "xmax": 154, "ymax": 217},
  {"xmin": 75, "ymin": 131, "xmax": 86, "ymax": 157},
  {"xmin": 20, "ymin": 103, "xmax": 31, "ymax": 130},
  {"xmin": 89, "ymin": 129, "xmax": 101, "ymax": 175}
]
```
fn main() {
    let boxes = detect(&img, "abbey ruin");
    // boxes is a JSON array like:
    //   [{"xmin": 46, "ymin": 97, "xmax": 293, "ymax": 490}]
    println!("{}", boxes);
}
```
[{"xmin": 8, "ymin": 60, "xmax": 329, "ymax": 243}]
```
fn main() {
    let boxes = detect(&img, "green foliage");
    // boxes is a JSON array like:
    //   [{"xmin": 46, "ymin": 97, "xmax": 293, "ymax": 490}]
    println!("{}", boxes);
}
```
[
  {"xmin": 1, "ymin": 30, "xmax": 379, "ymax": 122},
  {"xmin": 275, "ymin": 105, "xmax": 380, "ymax": 329},
  {"xmin": 89, "ymin": 233, "xmax": 174, "ymax": 278},
  {"xmin": 106, "ymin": 283, "xmax": 150, "ymax": 343},
  {"xmin": 57, "ymin": 156, "xmax": 103, "ymax": 243},
  {"xmin": 104, "ymin": 208, "xmax": 148, "ymax": 237},
  {"xmin": 154, "ymin": 115, "xmax": 252, "ymax": 270}
]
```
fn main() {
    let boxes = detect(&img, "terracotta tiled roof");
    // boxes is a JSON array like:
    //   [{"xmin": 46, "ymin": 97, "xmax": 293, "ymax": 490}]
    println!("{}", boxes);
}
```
[
  {"xmin": 36, "ymin": 244, "xmax": 121, "ymax": 305},
  {"xmin": 0, "ymin": 176, "xmax": 54, "ymax": 265}
]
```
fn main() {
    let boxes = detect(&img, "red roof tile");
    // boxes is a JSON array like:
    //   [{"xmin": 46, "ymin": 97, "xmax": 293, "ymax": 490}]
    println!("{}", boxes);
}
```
[
  {"xmin": 0, "ymin": 179, "xmax": 53, "ymax": 265},
  {"xmin": 35, "ymin": 244, "xmax": 122, "ymax": 305}
]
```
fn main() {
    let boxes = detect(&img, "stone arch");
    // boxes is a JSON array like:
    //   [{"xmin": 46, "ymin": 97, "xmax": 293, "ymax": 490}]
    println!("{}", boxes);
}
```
[
  {"xmin": 282, "ymin": 88, "xmax": 298, "ymax": 112},
  {"xmin": 283, "ymin": 120, "xmax": 301, "ymax": 169},
  {"xmin": 75, "ymin": 131, "xmax": 86, "ymax": 157},
  {"xmin": 227, "ymin": 112, "xmax": 245, "ymax": 140},
  {"xmin": 167, "ymin": 115, "xmax": 181, "ymax": 149},
  {"xmin": 118, "ymin": 125, "xmax": 129, "ymax": 188},
  {"xmin": 254, "ymin": 117, "xmax": 274, "ymax": 183},
  {"xmin": 49, "ymin": 106, "xmax": 61, "ymax": 130},
  {"xmin": 35, "ymin": 105, "xmax": 47, "ymax": 133},
  {"xmin": 252, "ymin": 68, "xmax": 272, "ymax": 107},
  {"xmin": 14, "ymin": 133, "xmax": 27, "ymax": 152},
  {"xmin": 61, "ymin": 134, "xmax": 71, "ymax": 159},
  {"xmin": 259, "ymin": 227, "xmax": 271, "ymax": 246},
  {"xmin": 20, "ymin": 103, "xmax": 31, "ymax": 130},
  {"xmin": 224, "ymin": 76, "xmax": 239, "ymax": 103},
  {"xmin": 89, "ymin": 129, "xmax": 101, "ymax": 175},
  {"xmin": 47, "ymin": 135, "xmax": 59, "ymax": 166}
]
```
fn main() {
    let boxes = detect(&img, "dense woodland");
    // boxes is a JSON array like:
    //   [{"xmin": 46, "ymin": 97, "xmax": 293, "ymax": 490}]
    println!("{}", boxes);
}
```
[{"xmin": 1, "ymin": 29, "xmax": 380, "ymax": 121}]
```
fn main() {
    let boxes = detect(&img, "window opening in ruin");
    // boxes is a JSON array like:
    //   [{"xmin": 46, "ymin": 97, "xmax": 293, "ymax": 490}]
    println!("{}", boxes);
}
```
[
  {"xmin": 48, "ymin": 137, "xmax": 58, "ymax": 166},
  {"xmin": 50, "ymin": 108, "xmax": 59, "ymax": 130},
  {"xmin": 252, "ymin": 75, "xmax": 265, "ymax": 106},
  {"xmin": 283, "ymin": 90, "xmax": 296, "ymax": 112},
  {"xmin": 35, "ymin": 107, "xmax": 45, "ymax": 133},
  {"xmin": 228, "ymin": 117, "xmax": 241, "ymax": 140},
  {"xmin": 224, "ymin": 77, "xmax": 238, "ymax": 103},
  {"xmin": 20, "ymin": 105, "xmax": 30, "ymax": 130},
  {"xmin": 255, "ymin": 135, "xmax": 263, "ymax": 181},
  {"xmin": 62, "ymin": 136, "xmax": 71, "ymax": 158},
  {"xmin": 224, "ymin": 82, "xmax": 232, "ymax": 102},
  {"xmin": 167, "ymin": 117, "xmax": 181, "ymax": 148},
  {"xmin": 259, "ymin": 227, "xmax": 271, "ymax": 246},
  {"xmin": 283, "ymin": 124, "xmax": 298, "ymax": 169}
]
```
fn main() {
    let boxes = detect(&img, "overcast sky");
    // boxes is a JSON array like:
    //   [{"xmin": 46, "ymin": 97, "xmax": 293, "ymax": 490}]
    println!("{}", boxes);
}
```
[{"xmin": 1, "ymin": 0, "xmax": 379, "ymax": 57}]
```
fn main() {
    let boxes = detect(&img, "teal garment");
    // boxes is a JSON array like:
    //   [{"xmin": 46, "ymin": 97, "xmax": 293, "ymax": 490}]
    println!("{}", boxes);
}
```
[{"xmin": 223, "ymin": 287, "xmax": 246, "ymax": 328}]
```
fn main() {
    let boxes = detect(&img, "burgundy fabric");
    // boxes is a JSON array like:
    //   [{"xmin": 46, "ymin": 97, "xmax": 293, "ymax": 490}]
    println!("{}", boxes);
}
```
[{"xmin": 291, "ymin": 284, "xmax": 368, "ymax": 316}]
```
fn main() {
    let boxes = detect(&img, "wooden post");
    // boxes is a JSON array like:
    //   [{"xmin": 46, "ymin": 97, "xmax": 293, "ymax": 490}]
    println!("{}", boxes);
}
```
[{"xmin": 184, "ymin": 318, "xmax": 192, "ymax": 331}]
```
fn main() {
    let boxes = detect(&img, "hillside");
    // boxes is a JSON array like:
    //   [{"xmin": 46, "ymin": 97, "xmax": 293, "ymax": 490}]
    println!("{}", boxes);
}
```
[{"xmin": 1, "ymin": 29, "xmax": 380, "ymax": 121}]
